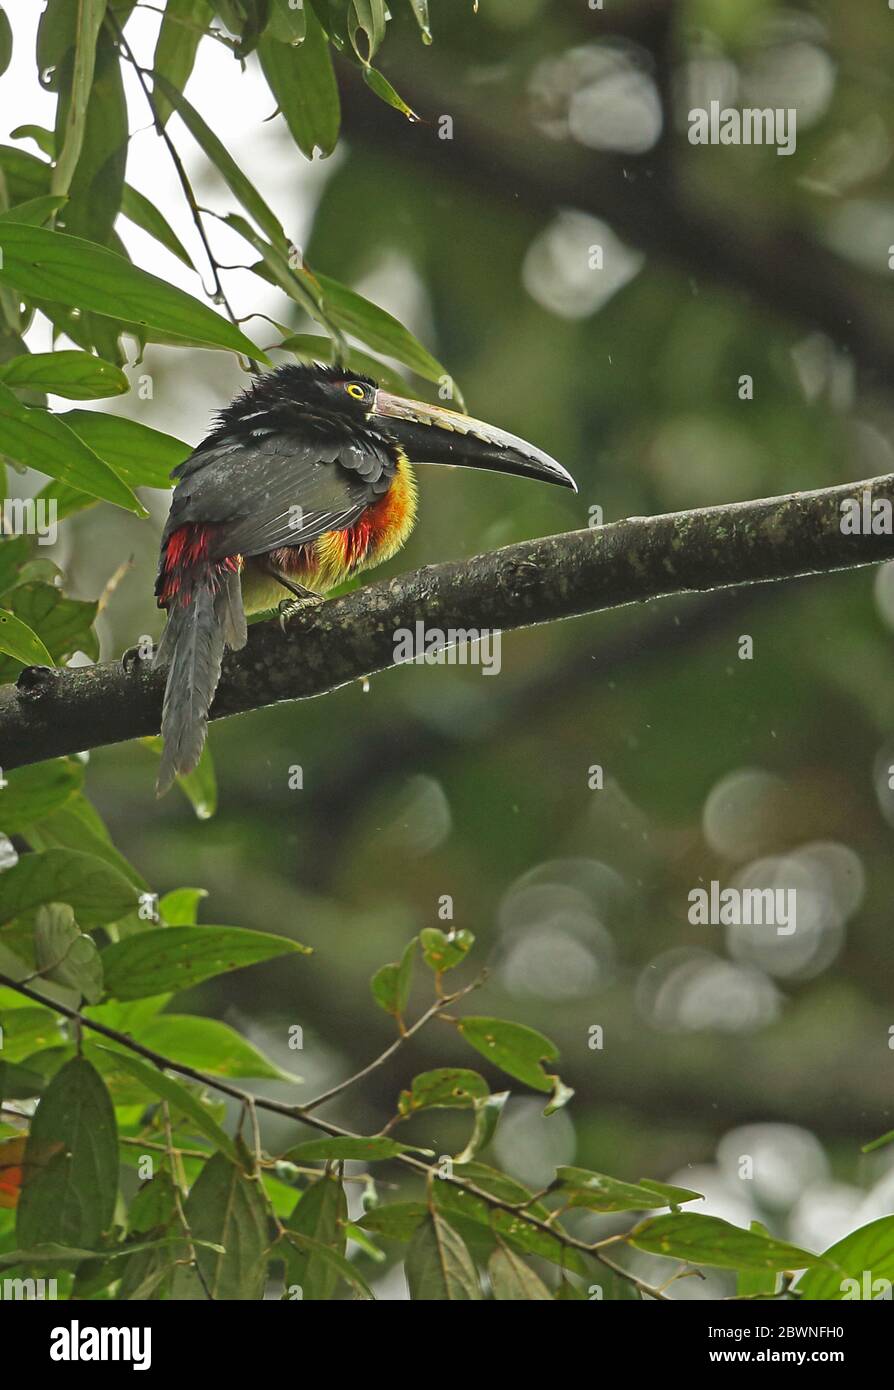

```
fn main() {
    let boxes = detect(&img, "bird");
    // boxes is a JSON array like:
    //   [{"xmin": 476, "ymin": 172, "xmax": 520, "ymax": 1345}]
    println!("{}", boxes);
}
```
[{"xmin": 153, "ymin": 362, "xmax": 577, "ymax": 795}]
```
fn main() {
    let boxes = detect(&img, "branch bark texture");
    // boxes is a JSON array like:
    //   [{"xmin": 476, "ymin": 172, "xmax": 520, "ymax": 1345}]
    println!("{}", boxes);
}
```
[{"xmin": 2, "ymin": 475, "xmax": 893, "ymax": 770}]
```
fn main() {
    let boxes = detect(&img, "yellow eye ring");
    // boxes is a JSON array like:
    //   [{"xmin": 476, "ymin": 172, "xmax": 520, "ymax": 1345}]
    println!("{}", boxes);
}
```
[{"xmin": 345, "ymin": 383, "xmax": 365, "ymax": 400}]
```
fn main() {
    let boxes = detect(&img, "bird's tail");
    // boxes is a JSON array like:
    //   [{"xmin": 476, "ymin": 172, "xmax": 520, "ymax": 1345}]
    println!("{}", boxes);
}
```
[{"xmin": 154, "ymin": 527, "xmax": 246, "ymax": 796}]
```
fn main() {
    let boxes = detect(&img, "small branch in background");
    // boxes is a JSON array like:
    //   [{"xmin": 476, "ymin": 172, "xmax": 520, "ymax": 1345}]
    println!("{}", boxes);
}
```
[
  {"xmin": 300, "ymin": 977, "xmax": 483, "ymax": 1115},
  {"xmin": 0, "ymin": 969, "xmax": 661, "ymax": 1296},
  {"xmin": 338, "ymin": 67, "xmax": 894, "ymax": 389},
  {"xmin": 106, "ymin": 10, "xmax": 254, "ymax": 365},
  {"xmin": 96, "ymin": 555, "xmax": 135, "ymax": 616}
]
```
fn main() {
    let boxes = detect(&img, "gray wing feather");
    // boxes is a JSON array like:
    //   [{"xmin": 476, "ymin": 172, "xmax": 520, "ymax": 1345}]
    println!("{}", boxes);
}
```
[{"xmin": 162, "ymin": 431, "xmax": 394, "ymax": 559}]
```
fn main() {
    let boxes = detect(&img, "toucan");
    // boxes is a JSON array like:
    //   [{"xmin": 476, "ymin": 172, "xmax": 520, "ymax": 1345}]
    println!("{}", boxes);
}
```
[{"xmin": 154, "ymin": 362, "xmax": 576, "ymax": 794}]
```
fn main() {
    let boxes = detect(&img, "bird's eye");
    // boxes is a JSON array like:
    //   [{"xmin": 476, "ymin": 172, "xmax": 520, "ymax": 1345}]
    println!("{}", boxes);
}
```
[{"xmin": 345, "ymin": 383, "xmax": 366, "ymax": 400}]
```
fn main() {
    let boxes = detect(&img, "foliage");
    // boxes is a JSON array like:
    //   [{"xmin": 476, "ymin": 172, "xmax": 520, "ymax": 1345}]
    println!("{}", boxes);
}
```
[{"xmin": 2, "ymin": 784, "xmax": 890, "ymax": 1298}]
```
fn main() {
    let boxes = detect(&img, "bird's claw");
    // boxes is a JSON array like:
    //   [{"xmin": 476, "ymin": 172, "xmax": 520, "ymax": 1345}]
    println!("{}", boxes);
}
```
[
  {"xmin": 121, "ymin": 645, "xmax": 143, "ymax": 673},
  {"xmin": 278, "ymin": 595, "xmax": 323, "ymax": 632}
]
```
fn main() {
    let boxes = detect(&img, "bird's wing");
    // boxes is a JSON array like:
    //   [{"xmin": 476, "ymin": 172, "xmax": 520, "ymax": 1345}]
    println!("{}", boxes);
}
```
[{"xmin": 161, "ymin": 428, "xmax": 396, "ymax": 560}]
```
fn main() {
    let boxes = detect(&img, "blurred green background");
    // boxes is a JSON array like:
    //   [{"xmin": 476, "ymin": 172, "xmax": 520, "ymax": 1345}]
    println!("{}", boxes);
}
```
[{"xmin": 25, "ymin": 0, "xmax": 894, "ymax": 1293}]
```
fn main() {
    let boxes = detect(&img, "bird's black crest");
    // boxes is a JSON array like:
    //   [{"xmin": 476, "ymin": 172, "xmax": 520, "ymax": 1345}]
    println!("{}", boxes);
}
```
[{"xmin": 212, "ymin": 362, "xmax": 378, "ymax": 433}]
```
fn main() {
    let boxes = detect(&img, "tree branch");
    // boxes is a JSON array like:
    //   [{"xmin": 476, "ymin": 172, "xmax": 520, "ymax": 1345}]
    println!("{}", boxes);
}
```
[
  {"xmin": 2, "ymin": 474, "xmax": 893, "ymax": 770},
  {"xmin": 0, "ymin": 970, "xmax": 665, "ymax": 1297}
]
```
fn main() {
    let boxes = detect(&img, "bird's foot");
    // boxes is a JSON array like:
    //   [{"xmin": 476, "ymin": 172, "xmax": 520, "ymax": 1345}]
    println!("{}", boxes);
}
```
[
  {"xmin": 278, "ymin": 594, "xmax": 323, "ymax": 632},
  {"xmin": 121, "ymin": 644, "xmax": 143, "ymax": 673}
]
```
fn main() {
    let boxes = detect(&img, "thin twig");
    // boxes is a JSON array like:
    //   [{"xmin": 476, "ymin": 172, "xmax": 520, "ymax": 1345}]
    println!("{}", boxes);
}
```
[
  {"xmin": 162, "ymin": 1100, "xmax": 214, "ymax": 1299},
  {"xmin": 300, "ymin": 978, "xmax": 482, "ymax": 1115},
  {"xmin": 106, "ymin": 9, "xmax": 256, "ymax": 368},
  {"xmin": 0, "ymin": 969, "xmax": 660, "ymax": 1296}
]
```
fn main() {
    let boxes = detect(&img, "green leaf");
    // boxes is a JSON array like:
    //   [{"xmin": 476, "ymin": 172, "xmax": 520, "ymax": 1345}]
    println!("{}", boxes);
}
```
[
  {"xmin": 556, "ymin": 1167, "xmax": 701, "ymax": 1214},
  {"xmin": 75, "ymin": 1041, "xmax": 163, "ymax": 1108},
  {"xmin": 141, "ymin": 735, "xmax": 216, "ymax": 818},
  {"xmin": 29, "ymin": 480, "xmax": 94, "ymax": 523},
  {"xmin": 34, "ymin": 902, "xmax": 104, "ymax": 1004},
  {"xmin": 280, "ymin": 1227, "xmax": 373, "ymax": 1300},
  {"xmin": 370, "ymin": 935, "xmax": 416, "ymax": 1019},
  {"xmin": 0, "ymin": 7, "xmax": 11, "ymax": 79},
  {"xmin": 0, "ymin": 351, "xmax": 129, "ymax": 400},
  {"xmin": 0, "ymin": 381, "xmax": 143, "ymax": 514},
  {"xmin": 282, "ymin": 1175, "xmax": 347, "ymax": 1301},
  {"xmin": 315, "ymin": 272, "xmax": 448, "ymax": 385},
  {"xmin": 267, "ymin": 1, "xmax": 307, "ymax": 42},
  {"xmin": 797, "ymin": 1216, "xmax": 894, "ymax": 1300},
  {"xmin": 160, "ymin": 887, "xmax": 207, "ymax": 926},
  {"xmin": 282, "ymin": 1136, "xmax": 431, "ymax": 1163},
  {"xmin": 629, "ymin": 1213, "xmax": 822, "ymax": 1272},
  {"xmin": 0, "ymin": 222, "xmax": 266, "ymax": 359},
  {"xmin": 456, "ymin": 1016, "xmax": 561, "ymax": 1094},
  {"xmin": 405, "ymin": 1210, "xmax": 481, "ymax": 1300},
  {"xmin": 429, "ymin": 1159, "xmax": 587, "ymax": 1272},
  {"xmin": 91, "ymin": 1044, "xmax": 237, "ymax": 1160},
  {"xmin": 9, "ymin": 124, "xmax": 56, "ymax": 157},
  {"xmin": 232, "ymin": 218, "xmax": 341, "ymax": 344},
  {"xmin": 24, "ymin": 793, "xmax": 148, "ymax": 892},
  {"xmin": 8, "ymin": 583, "xmax": 99, "ymax": 665},
  {"xmin": 398, "ymin": 1068, "xmax": 489, "ymax": 1116},
  {"xmin": 0, "ymin": 610, "xmax": 53, "ymax": 667},
  {"xmin": 0, "ymin": 145, "xmax": 52, "ymax": 204},
  {"xmin": 454, "ymin": 1090, "xmax": 508, "ymax": 1164},
  {"xmin": 420, "ymin": 927, "xmax": 474, "ymax": 973},
  {"xmin": 737, "ymin": 1222, "xmax": 782, "ymax": 1298},
  {"xmin": 545, "ymin": 1076, "xmax": 575, "ymax": 1116},
  {"xmin": 0, "ymin": 1234, "xmax": 214, "ymax": 1270},
  {"xmin": 61, "ymin": 409, "xmax": 186, "ymax": 490},
  {"xmin": 128, "ymin": 1170, "xmax": 178, "ymax": 1235},
  {"xmin": 83, "ymin": 997, "xmax": 168, "ymax": 1036},
  {"xmin": 151, "ymin": 0, "xmax": 214, "ymax": 127},
  {"xmin": 862, "ymin": 1129, "xmax": 894, "ymax": 1154},
  {"xmin": 150, "ymin": 72, "xmax": 287, "ymax": 250},
  {"xmin": 0, "ymin": 195, "xmax": 68, "ymax": 226},
  {"xmin": 50, "ymin": 0, "xmax": 106, "ymax": 200},
  {"xmin": 58, "ymin": 20, "xmax": 128, "ymax": 247},
  {"xmin": 258, "ymin": 8, "xmax": 340, "ymax": 160},
  {"xmin": 120, "ymin": 184, "xmax": 194, "ymax": 270},
  {"xmin": 100, "ymin": 924, "xmax": 311, "ymax": 999},
  {"xmin": 183, "ymin": 1151, "xmax": 269, "ymax": 1299},
  {"xmin": 276, "ymin": 332, "xmax": 409, "ymax": 393},
  {"xmin": 349, "ymin": 0, "xmax": 387, "ymax": 62},
  {"xmin": 0, "ymin": 535, "xmax": 31, "ymax": 597},
  {"xmin": 637, "ymin": 1179, "xmax": 704, "ymax": 1211},
  {"xmin": 358, "ymin": 1201, "xmax": 427, "ymax": 1241},
  {"xmin": 342, "ymin": 1220, "xmax": 385, "ymax": 1263},
  {"xmin": 362, "ymin": 65, "xmax": 418, "ymax": 121},
  {"xmin": 17, "ymin": 1057, "xmax": 118, "ymax": 1249},
  {"xmin": 131, "ymin": 1014, "xmax": 299, "ymax": 1083},
  {"xmin": 0, "ymin": 849, "xmax": 140, "ymax": 928},
  {"xmin": 488, "ymin": 1239, "xmax": 553, "ymax": 1300},
  {"xmin": 0, "ymin": 1059, "xmax": 45, "ymax": 1099},
  {"xmin": 406, "ymin": 0, "xmax": 432, "ymax": 43},
  {"xmin": 0, "ymin": 1005, "xmax": 60, "ymax": 1062}
]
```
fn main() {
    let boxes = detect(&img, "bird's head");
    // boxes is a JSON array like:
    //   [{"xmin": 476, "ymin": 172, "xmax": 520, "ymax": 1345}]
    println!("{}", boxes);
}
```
[{"xmin": 230, "ymin": 362, "xmax": 577, "ymax": 492}]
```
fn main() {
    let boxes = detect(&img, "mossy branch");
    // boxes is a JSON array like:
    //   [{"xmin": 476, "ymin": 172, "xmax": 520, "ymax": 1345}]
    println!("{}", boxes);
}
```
[{"xmin": 1, "ymin": 474, "xmax": 892, "ymax": 770}]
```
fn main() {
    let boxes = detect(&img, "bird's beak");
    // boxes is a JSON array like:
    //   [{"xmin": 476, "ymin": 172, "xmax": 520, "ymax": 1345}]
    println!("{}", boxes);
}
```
[{"xmin": 372, "ymin": 390, "xmax": 577, "ymax": 492}]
